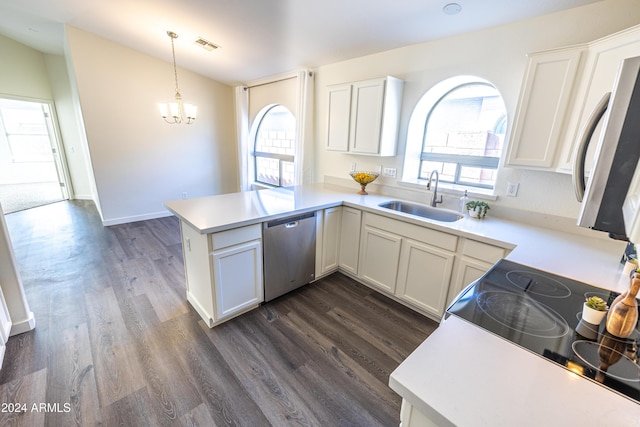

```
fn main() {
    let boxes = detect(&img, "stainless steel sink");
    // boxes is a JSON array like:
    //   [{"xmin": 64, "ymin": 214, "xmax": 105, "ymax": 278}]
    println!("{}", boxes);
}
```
[{"xmin": 378, "ymin": 200, "xmax": 463, "ymax": 222}]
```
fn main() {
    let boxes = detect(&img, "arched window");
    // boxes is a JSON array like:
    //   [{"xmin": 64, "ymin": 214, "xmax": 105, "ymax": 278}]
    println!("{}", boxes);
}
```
[
  {"xmin": 252, "ymin": 105, "xmax": 296, "ymax": 187},
  {"xmin": 404, "ymin": 76, "xmax": 507, "ymax": 190}
]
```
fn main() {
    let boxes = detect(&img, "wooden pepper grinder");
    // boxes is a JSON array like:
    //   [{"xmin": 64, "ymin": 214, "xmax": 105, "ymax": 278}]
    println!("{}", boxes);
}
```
[{"xmin": 605, "ymin": 273, "xmax": 640, "ymax": 338}]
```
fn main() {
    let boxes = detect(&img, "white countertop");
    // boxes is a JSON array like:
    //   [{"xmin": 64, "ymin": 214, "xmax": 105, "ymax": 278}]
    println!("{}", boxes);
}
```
[
  {"xmin": 165, "ymin": 183, "xmax": 637, "ymax": 423},
  {"xmin": 390, "ymin": 316, "xmax": 640, "ymax": 427},
  {"xmin": 165, "ymin": 183, "xmax": 627, "ymax": 292}
]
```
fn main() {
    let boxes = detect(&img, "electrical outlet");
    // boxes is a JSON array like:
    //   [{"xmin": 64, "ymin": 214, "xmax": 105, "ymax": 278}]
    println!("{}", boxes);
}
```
[
  {"xmin": 181, "ymin": 192, "xmax": 188, "ymax": 199},
  {"xmin": 506, "ymin": 182, "xmax": 520, "ymax": 197},
  {"xmin": 383, "ymin": 167, "xmax": 397, "ymax": 178}
]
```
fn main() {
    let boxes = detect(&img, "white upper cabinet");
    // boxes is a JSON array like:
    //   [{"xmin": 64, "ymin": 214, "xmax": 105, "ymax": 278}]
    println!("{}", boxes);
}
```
[
  {"xmin": 326, "ymin": 84, "xmax": 352, "ymax": 152},
  {"xmin": 505, "ymin": 46, "xmax": 584, "ymax": 169},
  {"xmin": 506, "ymin": 24, "xmax": 640, "ymax": 173},
  {"xmin": 556, "ymin": 25, "xmax": 640, "ymax": 173},
  {"xmin": 326, "ymin": 76, "xmax": 404, "ymax": 156}
]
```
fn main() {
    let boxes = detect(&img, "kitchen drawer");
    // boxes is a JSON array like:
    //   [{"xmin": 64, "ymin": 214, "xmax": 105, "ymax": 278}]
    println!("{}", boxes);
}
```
[
  {"xmin": 364, "ymin": 213, "xmax": 458, "ymax": 252},
  {"xmin": 462, "ymin": 239, "xmax": 506, "ymax": 264},
  {"xmin": 211, "ymin": 224, "xmax": 262, "ymax": 251}
]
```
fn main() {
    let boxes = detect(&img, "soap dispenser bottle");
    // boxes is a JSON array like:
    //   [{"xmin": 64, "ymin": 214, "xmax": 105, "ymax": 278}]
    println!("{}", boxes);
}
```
[{"xmin": 459, "ymin": 190, "xmax": 469, "ymax": 215}]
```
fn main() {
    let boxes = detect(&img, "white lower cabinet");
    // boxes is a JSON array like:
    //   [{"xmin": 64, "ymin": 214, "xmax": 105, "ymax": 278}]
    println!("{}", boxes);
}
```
[
  {"xmin": 212, "ymin": 239, "xmax": 263, "ymax": 320},
  {"xmin": 339, "ymin": 206, "xmax": 362, "ymax": 275},
  {"xmin": 358, "ymin": 224, "xmax": 402, "ymax": 293},
  {"xmin": 396, "ymin": 239, "xmax": 455, "ymax": 318},
  {"xmin": 181, "ymin": 221, "xmax": 263, "ymax": 327},
  {"xmin": 355, "ymin": 212, "xmax": 510, "ymax": 321},
  {"xmin": 318, "ymin": 207, "xmax": 342, "ymax": 275},
  {"xmin": 358, "ymin": 213, "xmax": 460, "ymax": 320},
  {"xmin": 400, "ymin": 399, "xmax": 439, "ymax": 427},
  {"xmin": 448, "ymin": 239, "xmax": 508, "ymax": 305},
  {"xmin": 179, "ymin": 205, "xmax": 510, "ymax": 327}
]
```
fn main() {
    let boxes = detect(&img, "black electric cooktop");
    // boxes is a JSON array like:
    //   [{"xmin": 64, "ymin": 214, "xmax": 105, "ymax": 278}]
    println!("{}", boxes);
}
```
[{"xmin": 446, "ymin": 259, "xmax": 640, "ymax": 404}]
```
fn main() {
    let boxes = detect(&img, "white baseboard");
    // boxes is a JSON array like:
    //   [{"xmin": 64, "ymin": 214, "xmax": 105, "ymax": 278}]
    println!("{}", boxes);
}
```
[
  {"xmin": 9, "ymin": 311, "xmax": 36, "ymax": 336},
  {"xmin": 187, "ymin": 291, "xmax": 214, "ymax": 328},
  {"xmin": 102, "ymin": 210, "xmax": 174, "ymax": 226}
]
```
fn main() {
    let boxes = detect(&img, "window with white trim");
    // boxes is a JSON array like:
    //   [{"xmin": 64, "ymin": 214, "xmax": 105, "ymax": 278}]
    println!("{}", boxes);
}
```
[
  {"xmin": 404, "ymin": 76, "xmax": 507, "ymax": 190},
  {"xmin": 252, "ymin": 105, "xmax": 296, "ymax": 187}
]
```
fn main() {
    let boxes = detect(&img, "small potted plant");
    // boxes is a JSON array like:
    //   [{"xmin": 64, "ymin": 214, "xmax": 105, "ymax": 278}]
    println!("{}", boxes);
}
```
[
  {"xmin": 583, "ymin": 296, "xmax": 608, "ymax": 325},
  {"xmin": 466, "ymin": 200, "xmax": 490, "ymax": 219}
]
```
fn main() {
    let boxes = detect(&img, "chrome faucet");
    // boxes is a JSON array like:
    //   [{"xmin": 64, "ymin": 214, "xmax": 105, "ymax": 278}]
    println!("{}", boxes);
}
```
[{"xmin": 426, "ymin": 170, "xmax": 443, "ymax": 207}]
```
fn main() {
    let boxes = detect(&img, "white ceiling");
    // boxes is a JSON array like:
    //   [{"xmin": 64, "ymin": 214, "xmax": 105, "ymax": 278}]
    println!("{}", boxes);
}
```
[{"xmin": 0, "ymin": 0, "xmax": 600, "ymax": 85}]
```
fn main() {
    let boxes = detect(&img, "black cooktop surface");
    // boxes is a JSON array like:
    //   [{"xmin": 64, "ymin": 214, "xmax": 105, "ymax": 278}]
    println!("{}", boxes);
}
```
[{"xmin": 446, "ymin": 259, "xmax": 640, "ymax": 404}]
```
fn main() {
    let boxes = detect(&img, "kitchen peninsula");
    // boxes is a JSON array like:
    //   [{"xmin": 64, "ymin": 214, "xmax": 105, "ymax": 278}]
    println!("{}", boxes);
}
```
[{"xmin": 165, "ymin": 183, "xmax": 636, "ymax": 425}]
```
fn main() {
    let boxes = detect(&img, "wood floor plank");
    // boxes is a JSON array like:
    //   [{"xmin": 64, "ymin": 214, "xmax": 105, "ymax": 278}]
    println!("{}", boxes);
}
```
[
  {"xmin": 168, "ymin": 313, "xmax": 272, "ymax": 426},
  {"xmin": 0, "ymin": 368, "xmax": 47, "ymax": 427},
  {"xmin": 146, "ymin": 216, "xmax": 182, "ymax": 247},
  {"xmin": 314, "ymin": 277, "xmax": 437, "ymax": 347},
  {"xmin": 112, "ymin": 256, "xmax": 190, "ymax": 322},
  {"xmin": 179, "ymin": 403, "xmax": 217, "ymax": 427},
  {"xmin": 276, "ymin": 307, "xmax": 402, "ymax": 419},
  {"xmin": 102, "ymin": 387, "xmax": 162, "ymax": 427},
  {"xmin": 116, "ymin": 294, "xmax": 203, "ymax": 423},
  {"xmin": 277, "ymin": 287, "xmax": 400, "ymax": 384},
  {"xmin": 45, "ymin": 323, "xmax": 102, "ymax": 427},
  {"xmin": 0, "ymin": 328, "xmax": 48, "ymax": 385},
  {"xmin": 83, "ymin": 286, "xmax": 146, "ymax": 407},
  {"xmin": 201, "ymin": 316, "xmax": 323, "ymax": 426},
  {"xmin": 2, "ymin": 200, "xmax": 438, "ymax": 426},
  {"xmin": 113, "ymin": 222, "xmax": 177, "ymax": 261}
]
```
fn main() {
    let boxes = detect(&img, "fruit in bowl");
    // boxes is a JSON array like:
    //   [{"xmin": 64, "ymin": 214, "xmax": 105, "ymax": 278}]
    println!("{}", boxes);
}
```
[{"xmin": 349, "ymin": 171, "xmax": 379, "ymax": 195}]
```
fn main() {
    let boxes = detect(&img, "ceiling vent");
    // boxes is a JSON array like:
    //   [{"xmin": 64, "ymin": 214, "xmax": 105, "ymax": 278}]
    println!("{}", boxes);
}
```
[{"xmin": 194, "ymin": 37, "xmax": 220, "ymax": 51}]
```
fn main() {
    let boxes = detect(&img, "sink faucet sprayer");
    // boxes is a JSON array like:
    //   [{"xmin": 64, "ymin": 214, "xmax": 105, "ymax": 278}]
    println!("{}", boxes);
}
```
[{"xmin": 426, "ymin": 169, "xmax": 443, "ymax": 207}]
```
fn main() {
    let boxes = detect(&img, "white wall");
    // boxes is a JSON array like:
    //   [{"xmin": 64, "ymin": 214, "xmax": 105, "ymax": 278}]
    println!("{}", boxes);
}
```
[
  {"xmin": 0, "ymin": 35, "xmax": 95, "ymax": 200},
  {"xmin": 44, "ymin": 54, "xmax": 95, "ymax": 200},
  {"xmin": 0, "ymin": 35, "xmax": 52, "ymax": 99},
  {"xmin": 313, "ymin": 0, "xmax": 640, "ymax": 220},
  {"xmin": 65, "ymin": 26, "xmax": 239, "ymax": 225}
]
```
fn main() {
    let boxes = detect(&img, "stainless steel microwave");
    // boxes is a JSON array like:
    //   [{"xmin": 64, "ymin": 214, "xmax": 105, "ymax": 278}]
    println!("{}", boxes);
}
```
[{"xmin": 574, "ymin": 55, "xmax": 640, "ymax": 240}]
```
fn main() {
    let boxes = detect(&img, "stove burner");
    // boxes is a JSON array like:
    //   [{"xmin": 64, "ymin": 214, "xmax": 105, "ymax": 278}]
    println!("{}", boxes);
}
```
[
  {"xmin": 506, "ymin": 270, "xmax": 572, "ymax": 298},
  {"xmin": 477, "ymin": 290, "xmax": 570, "ymax": 338},
  {"xmin": 572, "ymin": 339, "xmax": 640, "ymax": 383}
]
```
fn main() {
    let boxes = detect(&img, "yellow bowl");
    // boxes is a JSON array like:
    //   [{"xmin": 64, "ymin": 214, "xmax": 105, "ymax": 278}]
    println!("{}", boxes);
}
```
[{"xmin": 349, "ymin": 171, "xmax": 379, "ymax": 185}]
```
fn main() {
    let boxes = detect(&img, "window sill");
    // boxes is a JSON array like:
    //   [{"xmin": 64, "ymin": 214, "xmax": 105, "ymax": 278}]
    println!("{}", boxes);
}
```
[
  {"xmin": 251, "ymin": 182, "xmax": 276, "ymax": 191},
  {"xmin": 397, "ymin": 179, "xmax": 498, "ymax": 201}
]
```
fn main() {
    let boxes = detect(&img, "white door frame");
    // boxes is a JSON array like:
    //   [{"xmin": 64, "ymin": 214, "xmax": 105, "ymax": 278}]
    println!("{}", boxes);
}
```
[{"xmin": 0, "ymin": 95, "xmax": 73, "ymax": 200}]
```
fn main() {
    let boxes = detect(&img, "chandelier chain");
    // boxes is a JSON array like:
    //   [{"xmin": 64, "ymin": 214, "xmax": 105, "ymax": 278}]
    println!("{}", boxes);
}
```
[
  {"xmin": 170, "ymin": 33, "xmax": 180, "ymax": 96},
  {"xmin": 159, "ymin": 30, "xmax": 196, "ymax": 124}
]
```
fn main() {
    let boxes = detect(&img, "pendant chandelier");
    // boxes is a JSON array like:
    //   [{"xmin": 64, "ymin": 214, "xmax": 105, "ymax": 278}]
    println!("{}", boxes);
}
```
[{"xmin": 159, "ymin": 31, "xmax": 197, "ymax": 124}]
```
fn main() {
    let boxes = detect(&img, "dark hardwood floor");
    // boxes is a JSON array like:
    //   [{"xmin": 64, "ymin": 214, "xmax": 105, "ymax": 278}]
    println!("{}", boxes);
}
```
[{"xmin": 0, "ymin": 200, "xmax": 437, "ymax": 426}]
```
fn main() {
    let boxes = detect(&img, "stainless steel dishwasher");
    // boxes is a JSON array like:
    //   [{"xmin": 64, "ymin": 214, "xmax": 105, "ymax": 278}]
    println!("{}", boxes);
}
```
[{"xmin": 263, "ymin": 211, "xmax": 316, "ymax": 302}]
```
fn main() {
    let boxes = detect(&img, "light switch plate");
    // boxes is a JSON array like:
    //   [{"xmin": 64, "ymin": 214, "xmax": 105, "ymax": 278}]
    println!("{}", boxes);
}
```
[{"xmin": 383, "ymin": 167, "xmax": 397, "ymax": 178}]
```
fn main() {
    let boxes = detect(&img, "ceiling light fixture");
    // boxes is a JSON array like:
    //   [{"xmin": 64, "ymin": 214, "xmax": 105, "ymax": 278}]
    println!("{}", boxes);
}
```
[
  {"xmin": 159, "ymin": 31, "xmax": 197, "ymax": 124},
  {"xmin": 442, "ymin": 3, "xmax": 462, "ymax": 15}
]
